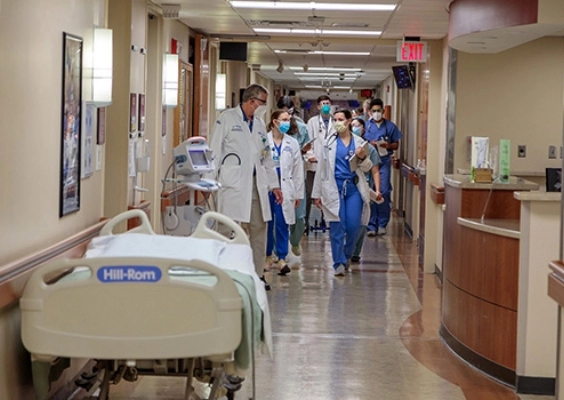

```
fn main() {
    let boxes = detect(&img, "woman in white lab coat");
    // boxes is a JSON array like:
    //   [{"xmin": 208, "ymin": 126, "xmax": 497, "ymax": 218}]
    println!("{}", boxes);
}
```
[
  {"xmin": 312, "ymin": 109, "xmax": 372, "ymax": 277},
  {"xmin": 264, "ymin": 110, "xmax": 304, "ymax": 275}
]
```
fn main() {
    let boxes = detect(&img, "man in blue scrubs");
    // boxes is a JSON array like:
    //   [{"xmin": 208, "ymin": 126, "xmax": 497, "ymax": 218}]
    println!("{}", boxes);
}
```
[{"xmin": 363, "ymin": 98, "xmax": 402, "ymax": 236}]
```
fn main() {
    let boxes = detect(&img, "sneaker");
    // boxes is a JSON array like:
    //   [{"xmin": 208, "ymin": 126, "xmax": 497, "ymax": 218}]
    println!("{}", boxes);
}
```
[
  {"xmin": 377, "ymin": 227, "xmax": 387, "ymax": 235},
  {"xmin": 264, "ymin": 256, "xmax": 274, "ymax": 272},
  {"xmin": 272, "ymin": 254, "xmax": 279, "ymax": 263},
  {"xmin": 351, "ymin": 256, "xmax": 361, "ymax": 263},
  {"xmin": 277, "ymin": 259, "xmax": 291, "ymax": 276},
  {"xmin": 291, "ymin": 245, "xmax": 302, "ymax": 256},
  {"xmin": 260, "ymin": 276, "xmax": 271, "ymax": 291},
  {"xmin": 366, "ymin": 230, "xmax": 377, "ymax": 237},
  {"xmin": 334, "ymin": 264, "xmax": 346, "ymax": 277}
]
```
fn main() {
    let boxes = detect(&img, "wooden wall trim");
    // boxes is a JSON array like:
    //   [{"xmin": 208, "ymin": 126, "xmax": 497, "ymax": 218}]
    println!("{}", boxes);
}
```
[
  {"xmin": 194, "ymin": 33, "xmax": 210, "ymax": 137},
  {"xmin": 161, "ymin": 185, "xmax": 192, "ymax": 212},
  {"xmin": 430, "ymin": 183, "xmax": 444, "ymax": 204},
  {"xmin": 548, "ymin": 260, "xmax": 564, "ymax": 307},
  {"xmin": 0, "ymin": 220, "xmax": 106, "ymax": 309},
  {"xmin": 127, "ymin": 200, "xmax": 151, "ymax": 231}
]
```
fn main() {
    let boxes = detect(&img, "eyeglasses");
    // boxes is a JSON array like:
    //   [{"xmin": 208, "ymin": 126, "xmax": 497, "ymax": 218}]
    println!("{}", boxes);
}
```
[{"xmin": 253, "ymin": 97, "xmax": 267, "ymax": 105}]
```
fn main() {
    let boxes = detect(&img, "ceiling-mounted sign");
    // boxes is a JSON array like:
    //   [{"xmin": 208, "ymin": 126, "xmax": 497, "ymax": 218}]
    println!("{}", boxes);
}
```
[{"xmin": 396, "ymin": 41, "xmax": 428, "ymax": 63}]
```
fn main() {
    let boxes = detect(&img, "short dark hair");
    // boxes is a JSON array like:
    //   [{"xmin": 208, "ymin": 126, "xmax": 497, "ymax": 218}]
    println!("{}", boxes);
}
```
[
  {"xmin": 276, "ymin": 96, "xmax": 294, "ymax": 110},
  {"xmin": 317, "ymin": 95, "xmax": 331, "ymax": 104},
  {"xmin": 369, "ymin": 98, "xmax": 384, "ymax": 109},
  {"xmin": 352, "ymin": 117, "xmax": 365, "ymax": 129},
  {"xmin": 334, "ymin": 109, "xmax": 352, "ymax": 120}
]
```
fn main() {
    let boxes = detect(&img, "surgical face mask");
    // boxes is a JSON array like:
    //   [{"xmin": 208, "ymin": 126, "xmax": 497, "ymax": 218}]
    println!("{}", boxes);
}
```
[
  {"xmin": 352, "ymin": 126, "xmax": 362, "ymax": 136},
  {"xmin": 321, "ymin": 104, "xmax": 331, "ymax": 114},
  {"xmin": 372, "ymin": 111, "xmax": 383, "ymax": 121},
  {"xmin": 278, "ymin": 121, "xmax": 291, "ymax": 134},
  {"xmin": 254, "ymin": 104, "xmax": 268, "ymax": 117},
  {"xmin": 334, "ymin": 122, "xmax": 347, "ymax": 134}
]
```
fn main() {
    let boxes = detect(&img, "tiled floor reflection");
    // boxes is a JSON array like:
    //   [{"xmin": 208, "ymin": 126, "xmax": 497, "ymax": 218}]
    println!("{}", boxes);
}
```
[{"xmin": 107, "ymin": 218, "xmax": 553, "ymax": 400}]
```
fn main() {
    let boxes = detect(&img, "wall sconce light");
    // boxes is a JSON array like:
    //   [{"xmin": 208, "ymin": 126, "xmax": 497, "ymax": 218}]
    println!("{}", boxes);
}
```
[
  {"xmin": 85, "ymin": 28, "xmax": 113, "ymax": 106},
  {"xmin": 163, "ymin": 54, "xmax": 179, "ymax": 109}
]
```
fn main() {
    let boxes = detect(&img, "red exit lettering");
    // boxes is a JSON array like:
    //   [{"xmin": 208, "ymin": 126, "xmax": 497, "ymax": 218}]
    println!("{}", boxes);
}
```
[{"xmin": 401, "ymin": 43, "xmax": 425, "ymax": 61}]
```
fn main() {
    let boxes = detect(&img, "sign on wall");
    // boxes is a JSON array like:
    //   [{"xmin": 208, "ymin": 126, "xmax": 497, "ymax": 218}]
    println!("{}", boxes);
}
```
[{"xmin": 396, "ymin": 41, "xmax": 428, "ymax": 63}]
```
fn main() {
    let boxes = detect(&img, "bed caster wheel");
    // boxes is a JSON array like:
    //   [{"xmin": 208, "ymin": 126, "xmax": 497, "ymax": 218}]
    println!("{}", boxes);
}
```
[{"xmin": 123, "ymin": 367, "xmax": 138, "ymax": 382}]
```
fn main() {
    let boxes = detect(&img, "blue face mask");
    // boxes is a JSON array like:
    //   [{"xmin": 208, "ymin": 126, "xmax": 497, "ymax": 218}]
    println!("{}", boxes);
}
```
[
  {"xmin": 278, "ymin": 121, "xmax": 291, "ymax": 134},
  {"xmin": 321, "ymin": 104, "xmax": 331, "ymax": 114},
  {"xmin": 352, "ymin": 127, "xmax": 362, "ymax": 136}
]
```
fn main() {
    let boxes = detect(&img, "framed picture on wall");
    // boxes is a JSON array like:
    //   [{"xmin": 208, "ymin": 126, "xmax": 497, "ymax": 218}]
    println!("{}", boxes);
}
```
[
  {"xmin": 138, "ymin": 93, "xmax": 145, "ymax": 132},
  {"xmin": 162, "ymin": 107, "xmax": 167, "ymax": 136},
  {"xmin": 60, "ymin": 32, "xmax": 83, "ymax": 217},
  {"xmin": 129, "ymin": 93, "xmax": 137, "ymax": 132},
  {"xmin": 81, "ymin": 102, "xmax": 95, "ymax": 178},
  {"xmin": 97, "ymin": 107, "xmax": 106, "ymax": 144}
]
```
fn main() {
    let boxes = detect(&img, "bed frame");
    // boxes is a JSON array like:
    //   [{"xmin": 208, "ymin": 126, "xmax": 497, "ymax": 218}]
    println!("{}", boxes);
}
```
[{"xmin": 20, "ymin": 210, "xmax": 253, "ymax": 400}]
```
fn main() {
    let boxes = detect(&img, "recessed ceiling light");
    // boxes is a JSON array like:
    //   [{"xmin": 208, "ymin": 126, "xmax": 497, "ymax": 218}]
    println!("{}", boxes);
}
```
[
  {"xmin": 311, "ymin": 50, "xmax": 370, "ymax": 55},
  {"xmin": 294, "ymin": 72, "xmax": 359, "ymax": 76},
  {"xmin": 289, "ymin": 66, "xmax": 363, "ymax": 72},
  {"xmin": 299, "ymin": 77, "xmax": 355, "ymax": 81},
  {"xmin": 230, "ymin": 1, "xmax": 396, "ymax": 11},
  {"xmin": 305, "ymin": 85, "xmax": 352, "ymax": 89},
  {"xmin": 254, "ymin": 28, "xmax": 381, "ymax": 36},
  {"xmin": 275, "ymin": 49, "xmax": 370, "ymax": 56}
]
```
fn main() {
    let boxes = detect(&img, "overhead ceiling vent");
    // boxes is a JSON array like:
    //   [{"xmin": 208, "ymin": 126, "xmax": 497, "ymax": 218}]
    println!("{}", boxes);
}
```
[
  {"xmin": 248, "ymin": 20, "xmax": 308, "ymax": 27},
  {"xmin": 331, "ymin": 22, "xmax": 369, "ymax": 28},
  {"xmin": 161, "ymin": 4, "xmax": 180, "ymax": 19}
]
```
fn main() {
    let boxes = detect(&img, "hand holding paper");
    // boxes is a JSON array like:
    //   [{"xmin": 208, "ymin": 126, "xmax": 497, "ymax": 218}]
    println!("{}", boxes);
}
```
[
  {"xmin": 349, "ymin": 141, "xmax": 370, "ymax": 171},
  {"xmin": 375, "ymin": 139, "xmax": 389, "ymax": 157}
]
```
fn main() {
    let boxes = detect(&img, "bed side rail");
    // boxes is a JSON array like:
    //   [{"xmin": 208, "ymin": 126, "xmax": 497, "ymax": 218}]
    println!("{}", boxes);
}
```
[{"xmin": 20, "ymin": 256, "xmax": 243, "ymax": 361}]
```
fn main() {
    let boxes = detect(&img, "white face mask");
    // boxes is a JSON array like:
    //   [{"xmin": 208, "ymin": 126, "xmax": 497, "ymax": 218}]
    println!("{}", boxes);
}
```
[
  {"xmin": 254, "ymin": 104, "xmax": 268, "ymax": 117},
  {"xmin": 334, "ymin": 122, "xmax": 347, "ymax": 134},
  {"xmin": 372, "ymin": 111, "xmax": 383, "ymax": 121}
]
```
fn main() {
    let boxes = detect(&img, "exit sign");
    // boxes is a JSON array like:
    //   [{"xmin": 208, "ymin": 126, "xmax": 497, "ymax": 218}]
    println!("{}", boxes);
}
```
[{"xmin": 396, "ymin": 41, "xmax": 427, "ymax": 63}]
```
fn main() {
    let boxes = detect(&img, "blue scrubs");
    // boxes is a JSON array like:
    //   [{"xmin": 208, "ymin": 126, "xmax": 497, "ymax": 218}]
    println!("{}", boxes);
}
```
[
  {"xmin": 363, "ymin": 119, "xmax": 402, "ymax": 231},
  {"xmin": 266, "ymin": 142, "xmax": 289, "ymax": 260},
  {"xmin": 329, "ymin": 137, "xmax": 363, "ymax": 269}
]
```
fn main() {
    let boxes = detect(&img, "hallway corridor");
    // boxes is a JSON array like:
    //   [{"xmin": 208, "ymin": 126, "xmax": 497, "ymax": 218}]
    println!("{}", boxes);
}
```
[{"xmin": 109, "ymin": 218, "xmax": 553, "ymax": 400}]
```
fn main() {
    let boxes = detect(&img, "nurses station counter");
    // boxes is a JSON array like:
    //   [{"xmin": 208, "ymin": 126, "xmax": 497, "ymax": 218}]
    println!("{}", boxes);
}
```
[{"xmin": 439, "ymin": 174, "xmax": 561, "ymax": 394}]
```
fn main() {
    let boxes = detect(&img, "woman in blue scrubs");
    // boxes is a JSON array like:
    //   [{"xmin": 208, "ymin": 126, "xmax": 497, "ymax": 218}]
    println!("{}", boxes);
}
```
[{"xmin": 312, "ymin": 110, "xmax": 373, "ymax": 276}]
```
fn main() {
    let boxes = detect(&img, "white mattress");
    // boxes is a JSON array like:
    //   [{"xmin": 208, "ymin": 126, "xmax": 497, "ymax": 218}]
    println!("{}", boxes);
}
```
[{"xmin": 84, "ymin": 233, "xmax": 272, "ymax": 355}]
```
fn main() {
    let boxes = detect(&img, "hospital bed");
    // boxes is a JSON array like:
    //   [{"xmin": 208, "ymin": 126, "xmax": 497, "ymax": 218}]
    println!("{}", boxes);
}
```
[{"xmin": 20, "ymin": 210, "xmax": 271, "ymax": 400}]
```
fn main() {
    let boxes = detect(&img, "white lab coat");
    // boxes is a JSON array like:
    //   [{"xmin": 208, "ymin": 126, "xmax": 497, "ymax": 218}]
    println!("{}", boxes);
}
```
[
  {"xmin": 311, "ymin": 133, "xmax": 373, "ymax": 225},
  {"xmin": 209, "ymin": 106, "xmax": 279, "ymax": 223},
  {"xmin": 305, "ymin": 114, "xmax": 337, "ymax": 172},
  {"xmin": 267, "ymin": 132, "xmax": 304, "ymax": 225}
]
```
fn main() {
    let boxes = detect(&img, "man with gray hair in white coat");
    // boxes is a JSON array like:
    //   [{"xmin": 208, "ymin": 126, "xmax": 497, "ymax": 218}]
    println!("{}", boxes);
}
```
[{"xmin": 209, "ymin": 84, "xmax": 283, "ymax": 290}]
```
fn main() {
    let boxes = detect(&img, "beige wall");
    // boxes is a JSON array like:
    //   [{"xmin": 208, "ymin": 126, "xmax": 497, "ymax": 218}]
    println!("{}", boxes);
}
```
[
  {"xmin": 423, "ymin": 39, "xmax": 447, "ymax": 273},
  {"xmin": 454, "ymin": 37, "xmax": 564, "ymax": 174},
  {"xmin": 0, "ymin": 1, "xmax": 107, "ymax": 396},
  {"xmin": 0, "ymin": 0, "xmax": 107, "ymax": 265}
]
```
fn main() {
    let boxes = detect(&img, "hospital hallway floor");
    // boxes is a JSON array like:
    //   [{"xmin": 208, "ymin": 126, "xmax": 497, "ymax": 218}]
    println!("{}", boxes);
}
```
[{"xmin": 108, "ymin": 217, "xmax": 554, "ymax": 400}]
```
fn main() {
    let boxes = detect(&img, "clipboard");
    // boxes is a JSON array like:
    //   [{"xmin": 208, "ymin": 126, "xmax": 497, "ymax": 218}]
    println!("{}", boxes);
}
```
[
  {"xmin": 348, "ymin": 141, "xmax": 370, "ymax": 171},
  {"xmin": 375, "ymin": 139, "xmax": 389, "ymax": 157}
]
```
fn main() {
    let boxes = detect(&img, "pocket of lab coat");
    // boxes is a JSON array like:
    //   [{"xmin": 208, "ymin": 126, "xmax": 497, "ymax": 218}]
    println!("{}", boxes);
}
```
[{"xmin": 219, "ymin": 165, "xmax": 242, "ymax": 189}]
